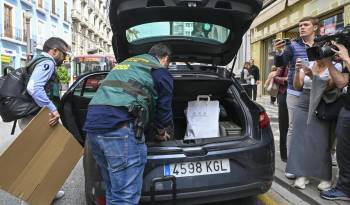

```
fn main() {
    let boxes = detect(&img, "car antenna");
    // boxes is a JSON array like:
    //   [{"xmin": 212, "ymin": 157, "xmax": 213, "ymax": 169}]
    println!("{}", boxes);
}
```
[{"xmin": 229, "ymin": 55, "xmax": 237, "ymax": 78}]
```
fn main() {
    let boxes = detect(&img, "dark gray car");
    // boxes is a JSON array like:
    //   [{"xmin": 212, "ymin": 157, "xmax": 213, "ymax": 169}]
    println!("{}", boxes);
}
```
[{"xmin": 60, "ymin": 0, "xmax": 274, "ymax": 204}]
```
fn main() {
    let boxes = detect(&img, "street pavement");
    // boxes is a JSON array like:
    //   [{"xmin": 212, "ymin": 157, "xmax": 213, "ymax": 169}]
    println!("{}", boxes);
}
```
[{"xmin": 0, "ymin": 96, "xmax": 336, "ymax": 205}]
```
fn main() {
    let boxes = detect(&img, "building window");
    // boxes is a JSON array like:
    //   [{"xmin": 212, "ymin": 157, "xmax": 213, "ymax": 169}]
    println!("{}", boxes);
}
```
[
  {"xmin": 4, "ymin": 4, "xmax": 13, "ymax": 38},
  {"xmin": 320, "ymin": 13, "xmax": 344, "ymax": 35},
  {"xmin": 52, "ymin": 0, "xmax": 56, "ymax": 15},
  {"xmin": 38, "ymin": 0, "xmax": 43, "ymax": 9},
  {"xmin": 64, "ymin": 2, "xmax": 68, "ymax": 21},
  {"xmin": 22, "ymin": 13, "xmax": 27, "ymax": 42},
  {"xmin": 38, "ymin": 21, "xmax": 45, "ymax": 46}
]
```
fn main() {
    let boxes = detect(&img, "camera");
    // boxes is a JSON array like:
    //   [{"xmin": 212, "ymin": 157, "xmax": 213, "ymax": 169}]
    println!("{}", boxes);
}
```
[{"xmin": 307, "ymin": 25, "xmax": 350, "ymax": 61}]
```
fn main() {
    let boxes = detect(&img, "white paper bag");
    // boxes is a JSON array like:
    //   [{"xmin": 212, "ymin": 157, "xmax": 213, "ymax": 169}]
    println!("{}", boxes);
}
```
[{"xmin": 185, "ymin": 95, "xmax": 220, "ymax": 139}]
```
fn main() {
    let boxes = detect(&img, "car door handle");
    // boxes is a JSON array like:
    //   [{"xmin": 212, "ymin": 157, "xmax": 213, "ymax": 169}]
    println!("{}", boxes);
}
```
[{"xmin": 183, "ymin": 147, "xmax": 207, "ymax": 157}]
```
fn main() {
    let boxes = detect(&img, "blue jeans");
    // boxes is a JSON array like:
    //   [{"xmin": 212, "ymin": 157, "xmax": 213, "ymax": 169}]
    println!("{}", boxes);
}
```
[{"xmin": 87, "ymin": 123, "xmax": 147, "ymax": 205}]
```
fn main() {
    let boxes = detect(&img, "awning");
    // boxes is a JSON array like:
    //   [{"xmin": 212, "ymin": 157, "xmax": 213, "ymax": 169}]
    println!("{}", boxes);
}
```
[{"xmin": 250, "ymin": 0, "xmax": 286, "ymax": 28}]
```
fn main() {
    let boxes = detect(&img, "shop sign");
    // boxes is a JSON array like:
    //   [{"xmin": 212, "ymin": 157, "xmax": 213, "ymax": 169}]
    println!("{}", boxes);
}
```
[
  {"xmin": 1, "ymin": 48, "xmax": 16, "ymax": 56},
  {"xmin": 1, "ymin": 55, "xmax": 11, "ymax": 63}
]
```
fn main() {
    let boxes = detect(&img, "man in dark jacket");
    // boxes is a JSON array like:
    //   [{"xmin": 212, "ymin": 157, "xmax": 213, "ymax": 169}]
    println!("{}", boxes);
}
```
[
  {"xmin": 83, "ymin": 43, "xmax": 173, "ymax": 205},
  {"xmin": 249, "ymin": 59, "xmax": 260, "ymax": 101},
  {"xmin": 320, "ymin": 42, "xmax": 350, "ymax": 201},
  {"xmin": 273, "ymin": 67, "xmax": 289, "ymax": 162}
]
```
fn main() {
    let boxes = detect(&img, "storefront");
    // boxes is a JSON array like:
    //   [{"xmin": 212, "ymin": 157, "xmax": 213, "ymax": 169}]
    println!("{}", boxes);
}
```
[
  {"xmin": 262, "ymin": 37, "xmax": 276, "ymax": 94},
  {"xmin": 250, "ymin": 0, "xmax": 350, "ymax": 95},
  {"xmin": 0, "ymin": 48, "xmax": 16, "ymax": 76}
]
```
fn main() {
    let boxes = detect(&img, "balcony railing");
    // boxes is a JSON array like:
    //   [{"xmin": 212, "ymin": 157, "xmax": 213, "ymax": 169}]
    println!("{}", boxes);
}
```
[
  {"xmin": 72, "ymin": 9, "xmax": 81, "ymax": 21},
  {"xmin": 88, "ymin": 0, "xmax": 95, "ymax": 10},
  {"xmin": 20, "ymin": 0, "xmax": 34, "ymax": 7}
]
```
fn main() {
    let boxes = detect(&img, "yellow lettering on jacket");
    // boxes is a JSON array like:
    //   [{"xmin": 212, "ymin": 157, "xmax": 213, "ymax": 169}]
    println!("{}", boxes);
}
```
[
  {"xmin": 125, "ymin": 57, "xmax": 149, "ymax": 63},
  {"xmin": 113, "ymin": 64, "xmax": 130, "ymax": 70}
]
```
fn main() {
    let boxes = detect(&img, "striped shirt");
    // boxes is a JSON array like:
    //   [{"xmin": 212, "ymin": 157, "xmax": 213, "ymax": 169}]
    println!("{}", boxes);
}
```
[{"xmin": 275, "ymin": 38, "xmax": 312, "ymax": 96}]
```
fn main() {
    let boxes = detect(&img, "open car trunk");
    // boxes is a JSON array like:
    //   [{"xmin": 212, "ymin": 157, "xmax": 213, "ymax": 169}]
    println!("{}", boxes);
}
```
[
  {"xmin": 60, "ymin": 70, "xmax": 248, "ymax": 147},
  {"xmin": 146, "ymin": 71, "xmax": 248, "ymax": 146}
]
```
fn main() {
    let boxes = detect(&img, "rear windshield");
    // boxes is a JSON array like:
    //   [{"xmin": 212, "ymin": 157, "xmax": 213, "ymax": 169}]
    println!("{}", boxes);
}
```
[{"xmin": 126, "ymin": 22, "xmax": 230, "ymax": 44}]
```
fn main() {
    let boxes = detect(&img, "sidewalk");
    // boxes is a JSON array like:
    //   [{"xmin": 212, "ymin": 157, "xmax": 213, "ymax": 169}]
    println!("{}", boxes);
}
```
[{"xmin": 256, "ymin": 96, "xmax": 347, "ymax": 205}]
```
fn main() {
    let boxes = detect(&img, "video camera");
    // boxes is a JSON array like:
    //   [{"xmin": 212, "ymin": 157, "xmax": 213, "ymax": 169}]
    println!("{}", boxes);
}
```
[{"xmin": 307, "ymin": 25, "xmax": 350, "ymax": 61}]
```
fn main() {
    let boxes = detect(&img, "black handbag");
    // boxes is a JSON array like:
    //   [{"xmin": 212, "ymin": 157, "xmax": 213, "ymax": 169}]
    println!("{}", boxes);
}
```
[{"xmin": 315, "ymin": 97, "xmax": 344, "ymax": 121}]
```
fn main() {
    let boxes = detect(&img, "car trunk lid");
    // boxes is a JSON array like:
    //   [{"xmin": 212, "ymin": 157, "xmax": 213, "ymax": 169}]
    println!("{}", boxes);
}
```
[{"xmin": 109, "ymin": 0, "xmax": 262, "ymax": 65}]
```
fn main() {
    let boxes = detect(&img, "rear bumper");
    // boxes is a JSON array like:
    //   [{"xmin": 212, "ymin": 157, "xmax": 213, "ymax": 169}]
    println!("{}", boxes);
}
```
[
  {"xmin": 140, "ymin": 135, "xmax": 275, "ymax": 204},
  {"xmin": 140, "ymin": 181, "xmax": 272, "ymax": 205},
  {"xmin": 85, "ymin": 133, "xmax": 274, "ymax": 205}
]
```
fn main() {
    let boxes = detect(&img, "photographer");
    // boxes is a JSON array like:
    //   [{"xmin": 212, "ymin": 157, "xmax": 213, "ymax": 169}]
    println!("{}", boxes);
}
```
[
  {"xmin": 320, "ymin": 42, "xmax": 350, "ymax": 201},
  {"xmin": 274, "ymin": 17, "xmax": 319, "ymax": 176}
]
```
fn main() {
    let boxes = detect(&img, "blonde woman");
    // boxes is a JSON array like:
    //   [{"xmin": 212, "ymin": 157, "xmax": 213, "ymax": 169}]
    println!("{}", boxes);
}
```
[
  {"xmin": 286, "ymin": 56, "xmax": 341, "ymax": 191},
  {"xmin": 264, "ymin": 65, "xmax": 278, "ymax": 105}
]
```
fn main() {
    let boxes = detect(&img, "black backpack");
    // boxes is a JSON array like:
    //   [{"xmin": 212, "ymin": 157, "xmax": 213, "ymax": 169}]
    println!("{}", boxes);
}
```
[{"xmin": 0, "ymin": 57, "xmax": 52, "ymax": 122}]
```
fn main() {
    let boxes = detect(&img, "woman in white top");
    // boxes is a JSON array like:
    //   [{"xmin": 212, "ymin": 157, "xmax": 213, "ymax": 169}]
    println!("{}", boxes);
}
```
[
  {"xmin": 242, "ymin": 62, "xmax": 254, "ymax": 99},
  {"xmin": 286, "ymin": 57, "xmax": 341, "ymax": 191}
]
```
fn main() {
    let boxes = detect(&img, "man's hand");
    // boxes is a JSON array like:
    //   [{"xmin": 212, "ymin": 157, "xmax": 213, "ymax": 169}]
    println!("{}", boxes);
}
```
[
  {"xmin": 156, "ymin": 128, "xmax": 170, "ymax": 141},
  {"xmin": 49, "ymin": 111, "xmax": 60, "ymax": 126},
  {"xmin": 274, "ymin": 39, "xmax": 285, "ymax": 54}
]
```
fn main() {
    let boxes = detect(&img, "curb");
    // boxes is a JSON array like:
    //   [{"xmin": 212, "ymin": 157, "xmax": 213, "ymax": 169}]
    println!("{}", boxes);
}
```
[{"xmin": 257, "ymin": 194, "xmax": 281, "ymax": 205}]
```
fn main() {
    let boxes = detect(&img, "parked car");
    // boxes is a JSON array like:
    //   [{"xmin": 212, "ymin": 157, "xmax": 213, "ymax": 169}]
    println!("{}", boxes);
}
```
[{"xmin": 59, "ymin": 0, "xmax": 274, "ymax": 205}]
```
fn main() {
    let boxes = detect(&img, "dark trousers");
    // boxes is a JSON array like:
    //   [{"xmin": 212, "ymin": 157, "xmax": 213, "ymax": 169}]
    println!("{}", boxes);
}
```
[
  {"xmin": 252, "ymin": 84, "xmax": 257, "ymax": 101},
  {"xmin": 277, "ymin": 92, "xmax": 288, "ymax": 161},
  {"xmin": 243, "ymin": 84, "xmax": 252, "ymax": 99},
  {"xmin": 335, "ymin": 108, "xmax": 350, "ymax": 196}
]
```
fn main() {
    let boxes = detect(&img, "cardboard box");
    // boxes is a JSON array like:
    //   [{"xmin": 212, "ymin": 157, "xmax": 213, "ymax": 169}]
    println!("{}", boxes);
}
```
[{"xmin": 0, "ymin": 108, "xmax": 83, "ymax": 205}]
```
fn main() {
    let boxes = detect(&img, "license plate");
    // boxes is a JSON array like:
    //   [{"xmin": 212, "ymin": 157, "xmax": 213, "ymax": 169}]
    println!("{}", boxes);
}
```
[{"xmin": 164, "ymin": 159, "xmax": 230, "ymax": 177}]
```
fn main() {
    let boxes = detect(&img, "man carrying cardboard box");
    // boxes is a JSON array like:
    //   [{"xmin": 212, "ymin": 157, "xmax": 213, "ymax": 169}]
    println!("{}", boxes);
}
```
[{"xmin": 18, "ymin": 37, "xmax": 70, "ymax": 204}]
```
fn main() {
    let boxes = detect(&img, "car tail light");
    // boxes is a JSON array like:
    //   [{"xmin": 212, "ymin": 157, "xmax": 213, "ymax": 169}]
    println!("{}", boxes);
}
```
[
  {"xmin": 259, "ymin": 112, "xmax": 270, "ymax": 129},
  {"xmin": 95, "ymin": 196, "xmax": 106, "ymax": 205}
]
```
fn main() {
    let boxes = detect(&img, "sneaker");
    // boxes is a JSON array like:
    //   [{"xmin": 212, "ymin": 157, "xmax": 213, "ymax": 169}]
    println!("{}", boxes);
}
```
[
  {"xmin": 332, "ymin": 153, "xmax": 337, "ymax": 166},
  {"xmin": 321, "ymin": 188, "xmax": 350, "ymax": 201},
  {"xmin": 293, "ymin": 177, "xmax": 310, "ymax": 189},
  {"xmin": 318, "ymin": 181, "xmax": 332, "ymax": 191},
  {"xmin": 285, "ymin": 172, "xmax": 296, "ymax": 179},
  {"xmin": 54, "ymin": 190, "xmax": 65, "ymax": 200}
]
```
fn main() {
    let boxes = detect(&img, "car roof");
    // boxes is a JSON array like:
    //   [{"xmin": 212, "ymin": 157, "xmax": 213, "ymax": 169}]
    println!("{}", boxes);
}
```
[{"xmin": 108, "ymin": 0, "xmax": 262, "ymax": 65}]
